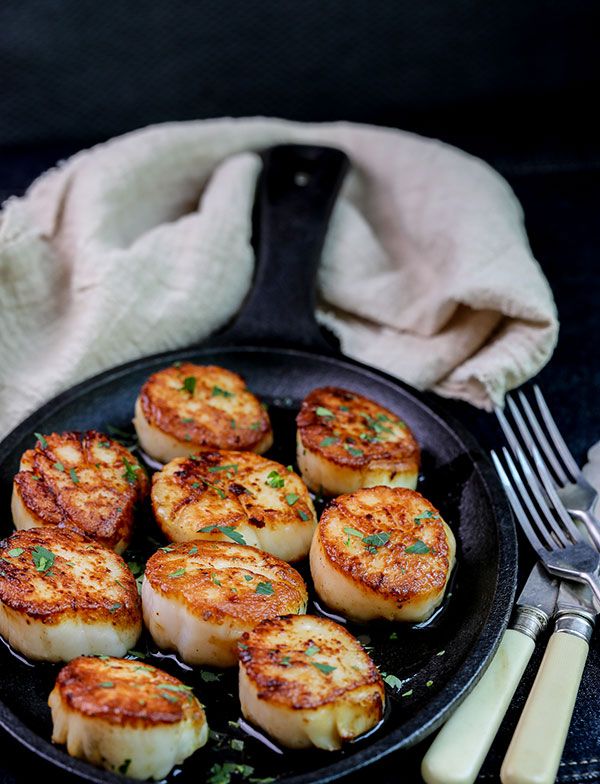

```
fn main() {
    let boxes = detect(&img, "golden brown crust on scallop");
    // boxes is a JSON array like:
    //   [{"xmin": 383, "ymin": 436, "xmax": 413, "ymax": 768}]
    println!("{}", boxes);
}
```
[
  {"xmin": 13, "ymin": 431, "xmax": 148, "ymax": 551},
  {"xmin": 144, "ymin": 541, "xmax": 307, "ymax": 624},
  {"xmin": 139, "ymin": 363, "xmax": 272, "ymax": 452},
  {"xmin": 239, "ymin": 615, "xmax": 384, "ymax": 711},
  {"xmin": 296, "ymin": 387, "xmax": 419, "ymax": 470},
  {"xmin": 151, "ymin": 451, "xmax": 315, "ymax": 542},
  {"xmin": 317, "ymin": 487, "xmax": 452, "ymax": 607},
  {"xmin": 0, "ymin": 527, "xmax": 140, "ymax": 626},
  {"xmin": 54, "ymin": 656, "xmax": 203, "ymax": 727}
]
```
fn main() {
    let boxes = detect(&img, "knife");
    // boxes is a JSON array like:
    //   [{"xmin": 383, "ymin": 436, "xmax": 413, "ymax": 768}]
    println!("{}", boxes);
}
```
[
  {"xmin": 500, "ymin": 579, "xmax": 596, "ymax": 784},
  {"xmin": 421, "ymin": 564, "xmax": 559, "ymax": 784}
]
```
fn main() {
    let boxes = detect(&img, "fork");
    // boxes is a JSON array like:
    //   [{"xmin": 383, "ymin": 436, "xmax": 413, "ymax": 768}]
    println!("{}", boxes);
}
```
[
  {"xmin": 492, "ymin": 446, "xmax": 600, "ymax": 784},
  {"xmin": 496, "ymin": 384, "xmax": 600, "ymax": 549}
]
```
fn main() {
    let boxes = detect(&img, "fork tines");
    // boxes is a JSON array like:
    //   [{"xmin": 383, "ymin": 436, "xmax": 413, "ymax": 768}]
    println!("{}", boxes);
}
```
[{"xmin": 491, "ymin": 447, "xmax": 583, "ymax": 555}]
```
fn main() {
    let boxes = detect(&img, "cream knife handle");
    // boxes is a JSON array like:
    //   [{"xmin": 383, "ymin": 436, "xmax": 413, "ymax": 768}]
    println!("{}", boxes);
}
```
[
  {"xmin": 501, "ymin": 616, "xmax": 592, "ymax": 784},
  {"xmin": 421, "ymin": 628, "xmax": 535, "ymax": 784}
]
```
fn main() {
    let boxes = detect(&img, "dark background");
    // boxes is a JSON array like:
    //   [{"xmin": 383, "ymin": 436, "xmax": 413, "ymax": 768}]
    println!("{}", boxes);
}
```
[{"xmin": 1, "ymin": 1, "xmax": 599, "ymax": 782}]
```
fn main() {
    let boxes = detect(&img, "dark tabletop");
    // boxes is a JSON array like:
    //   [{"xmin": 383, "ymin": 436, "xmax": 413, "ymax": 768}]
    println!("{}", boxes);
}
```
[{"xmin": 0, "ymin": 146, "xmax": 598, "ymax": 783}]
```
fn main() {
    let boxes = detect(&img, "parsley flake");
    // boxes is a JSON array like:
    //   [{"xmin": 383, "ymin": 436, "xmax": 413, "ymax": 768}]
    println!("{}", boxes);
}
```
[
  {"xmin": 180, "ymin": 376, "xmax": 196, "ymax": 395},
  {"xmin": 108, "ymin": 603, "xmax": 122, "ymax": 613},
  {"xmin": 34, "ymin": 433, "xmax": 48, "ymax": 448},
  {"xmin": 285, "ymin": 493, "xmax": 299, "ymax": 506},
  {"xmin": 200, "ymin": 670, "xmax": 222, "ymax": 683},
  {"xmin": 243, "ymin": 574, "xmax": 253, "ymax": 581},
  {"xmin": 401, "ymin": 689, "xmax": 413, "ymax": 697},
  {"xmin": 280, "ymin": 655, "xmax": 292, "ymax": 667},
  {"xmin": 255, "ymin": 581, "xmax": 274, "ymax": 596},
  {"xmin": 211, "ymin": 385, "xmax": 234, "ymax": 398},
  {"xmin": 32, "ymin": 545, "xmax": 55, "ymax": 573},
  {"xmin": 198, "ymin": 524, "xmax": 247, "ymax": 545},
  {"xmin": 305, "ymin": 644, "xmax": 320, "ymax": 656},
  {"xmin": 266, "ymin": 470, "xmax": 285, "ymax": 488},
  {"xmin": 363, "ymin": 531, "xmax": 390, "ymax": 552},
  {"xmin": 211, "ymin": 573, "xmax": 222, "ymax": 586},
  {"xmin": 414, "ymin": 510, "xmax": 439, "ymax": 524},
  {"xmin": 344, "ymin": 444, "xmax": 364, "ymax": 457},
  {"xmin": 7, "ymin": 548, "xmax": 24, "ymax": 558},
  {"xmin": 315, "ymin": 406, "xmax": 334, "ymax": 418},
  {"xmin": 298, "ymin": 510, "xmax": 309, "ymax": 521},
  {"xmin": 168, "ymin": 568, "xmax": 186, "ymax": 578},
  {"xmin": 69, "ymin": 467, "xmax": 80, "ymax": 484},
  {"xmin": 122, "ymin": 457, "xmax": 140, "ymax": 485},
  {"xmin": 54, "ymin": 461, "xmax": 65, "ymax": 472},
  {"xmin": 208, "ymin": 463, "xmax": 238, "ymax": 475},
  {"xmin": 311, "ymin": 661, "xmax": 336, "ymax": 675},
  {"xmin": 384, "ymin": 674, "xmax": 403, "ymax": 689},
  {"xmin": 99, "ymin": 682, "xmax": 114, "ymax": 688},
  {"xmin": 320, "ymin": 436, "xmax": 339, "ymax": 447},
  {"xmin": 405, "ymin": 540, "xmax": 431, "ymax": 554}
]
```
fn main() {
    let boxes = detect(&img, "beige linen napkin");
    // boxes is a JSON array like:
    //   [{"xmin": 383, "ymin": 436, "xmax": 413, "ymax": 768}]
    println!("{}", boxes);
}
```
[{"xmin": 0, "ymin": 118, "xmax": 558, "ymax": 438}]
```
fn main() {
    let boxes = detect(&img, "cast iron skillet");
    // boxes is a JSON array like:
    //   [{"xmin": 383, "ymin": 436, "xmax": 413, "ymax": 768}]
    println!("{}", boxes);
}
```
[{"xmin": 0, "ymin": 145, "xmax": 516, "ymax": 784}]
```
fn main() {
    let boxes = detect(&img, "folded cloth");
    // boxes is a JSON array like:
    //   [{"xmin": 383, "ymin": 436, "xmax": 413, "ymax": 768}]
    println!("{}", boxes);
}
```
[{"xmin": 0, "ymin": 118, "xmax": 558, "ymax": 437}]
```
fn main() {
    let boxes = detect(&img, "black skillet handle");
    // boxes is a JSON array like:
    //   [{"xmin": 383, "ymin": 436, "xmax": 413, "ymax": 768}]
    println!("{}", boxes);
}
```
[{"xmin": 218, "ymin": 144, "xmax": 350, "ymax": 354}]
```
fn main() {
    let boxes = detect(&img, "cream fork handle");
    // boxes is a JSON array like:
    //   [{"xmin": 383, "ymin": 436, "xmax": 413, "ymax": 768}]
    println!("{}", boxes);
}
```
[
  {"xmin": 500, "ymin": 630, "xmax": 588, "ymax": 784},
  {"xmin": 421, "ymin": 629, "xmax": 534, "ymax": 784}
]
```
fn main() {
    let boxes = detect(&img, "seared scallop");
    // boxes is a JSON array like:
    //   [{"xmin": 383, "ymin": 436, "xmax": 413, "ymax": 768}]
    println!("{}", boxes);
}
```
[
  {"xmin": 133, "ymin": 363, "xmax": 273, "ymax": 463},
  {"xmin": 151, "ymin": 451, "xmax": 317, "ymax": 562},
  {"xmin": 310, "ymin": 486, "xmax": 456, "ymax": 622},
  {"xmin": 238, "ymin": 614, "xmax": 385, "ymax": 750},
  {"xmin": 142, "ymin": 541, "xmax": 308, "ymax": 667},
  {"xmin": 11, "ymin": 430, "xmax": 148, "ymax": 553},
  {"xmin": 296, "ymin": 387, "xmax": 419, "ymax": 496},
  {"xmin": 49, "ymin": 656, "xmax": 208, "ymax": 780},
  {"xmin": 0, "ymin": 527, "xmax": 141, "ymax": 661}
]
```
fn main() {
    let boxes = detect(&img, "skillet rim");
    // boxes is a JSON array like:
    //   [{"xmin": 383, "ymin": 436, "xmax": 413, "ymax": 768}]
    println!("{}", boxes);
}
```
[{"xmin": 0, "ymin": 344, "xmax": 517, "ymax": 784}]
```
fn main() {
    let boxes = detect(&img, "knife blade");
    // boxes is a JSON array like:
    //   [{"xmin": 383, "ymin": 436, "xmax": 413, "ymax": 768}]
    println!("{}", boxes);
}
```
[{"xmin": 421, "ymin": 562, "xmax": 558, "ymax": 784}]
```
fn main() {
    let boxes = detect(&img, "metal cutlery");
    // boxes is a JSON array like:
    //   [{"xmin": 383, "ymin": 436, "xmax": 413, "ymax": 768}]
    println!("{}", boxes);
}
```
[
  {"xmin": 492, "ymin": 446, "xmax": 599, "ymax": 784},
  {"xmin": 422, "ymin": 387, "xmax": 599, "ymax": 784}
]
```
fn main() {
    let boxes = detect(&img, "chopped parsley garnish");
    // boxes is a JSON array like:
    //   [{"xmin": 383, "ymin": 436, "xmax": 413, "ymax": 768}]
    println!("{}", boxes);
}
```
[
  {"xmin": 197, "ymin": 478, "xmax": 226, "ymax": 498},
  {"xmin": 414, "ymin": 510, "xmax": 439, "ymax": 524},
  {"xmin": 320, "ymin": 436, "xmax": 339, "ymax": 447},
  {"xmin": 7, "ymin": 548, "xmax": 24, "ymax": 557},
  {"xmin": 255, "ymin": 581, "xmax": 274, "ymax": 596},
  {"xmin": 127, "ymin": 650, "xmax": 146, "ymax": 659},
  {"xmin": 384, "ymin": 674, "xmax": 403, "ymax": 689},
  {"xmin": 122, "ymin": 457, "xmax": 140, "ymax": 484},
  {"xmin": 230, "ymin": 419, "xmax": 237, "ymax": 429},
  {"xmin": 69, "ymin": 467, "xmax": 79, "ymax": 484},
  {"xmin": 250, "ymin": 421, "xmax": 261, "ymax": 430},
  {"xmin": 200, "ymin": 670, "xmax": 222, "ymax": 683},
  {"xmin": 189, "ymin": 545, "xmax": 198, "ymax": 555},
  {"xmin": 285, "ymin": 493, "xmax": 299, "ymax": 506},
  {"xmin": 404, "ymin": 540, "xmax": 432, "ymax": 554},
  {"xmin": 98, "ymin": 441, "xmax": 111, "ymax": 447},
  {"xmin": 34, "ymin": 432, "xmax": 48, "ymax": 448},
  {"xmin": 160, "ymin": 691, "xmax": 179, "ymax": 703},
  {"xmin": 108, "ymin": 602, "xmax": 122, "ymax": 613},
  {"xmin": 389, "ymin": 631, "xmax": 398, "ymax": 640},
  {"xmin": 211, "ymin": 385, "xmax": 234, "ymax": 398},
  {"xmin": 53, "ymin": 461, "xmax": 65, "ymax": 472},
  {"xmin": 344, "ymin": 444, "xmax": 364, "ymax": 457},
  {"xmin": 168, "ymin": 568, "xmax": 186, "ymax": 578},
  {"xmin": 315, "ymin": 406, "xmax": 334, "ymax": 418},
  {"xmin": 343, "ymin": 526, "xmax": 364, "ymax": 539},
  {"xmin": 198, "ymin": 525, "xmax": 247, "ymax": 545},
  {"xmin": 230, "ymin": 738, "xmax": 245, "ymax": 752},
  {"xmin": 436, "ymin": 650, "xmax": 446, "ymax": 656},
  {"xmin": 208, "ymin": 463, "xmax": 238, "ymax": 475},
  {"xmin": 181, "ymin": 417, "xmax": 194, "ymax": 423},
  {"xmin": 311, "ymin": 662, "xmax": 336, "ymax": 675},
  {"xmin": 243, "ymin": 574, "xmax": 254, "ymax": 581},
  {"xmin": 298, "ymin": 510, "xmax": 309, "ymax": 521},
  {"xmin": 305, "ymin": 644, "xmax": 320, "ymax": 656},
  {"xmin": 211, "ymin": 573, "xmax": 222, "ymax": 586},
  {"xmin": 159, "ymin": 683, "xmax": 194, "ymax": 693},
  {"xmin": 401, "ymin": 689, "xmax": 413, "ymax": 697},
  {"xmin": 363, "ymin": 531, "xmax": 390, "ymax": 552},
  {"xmin": 265, "ymin": 470, "xmax": 285, "ymax": 488},
  {"xmin": 207, "ymin": 763, "xmax": 255, "ymax": 784},
  {"xmin": 32, "ymin": 545, "xmax": 55, "ymax": 573},
  {"xmin": 426, "ymin": 680, "xmax": 434, "ymax": 687},
  {"xmin": 180, "ymin": 376, "xmax": 196, "ymax": 395},
  {"xmin": 280, "ymin": 655, "xmax": 291, "ymax": 667},
  {"xmin": 99, "ymin": 682, "xmax": 114, "ymax": 688},
  {"xmin": 339, "ymin": 405, "xmax": 349, "ymax": 411}
]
